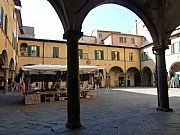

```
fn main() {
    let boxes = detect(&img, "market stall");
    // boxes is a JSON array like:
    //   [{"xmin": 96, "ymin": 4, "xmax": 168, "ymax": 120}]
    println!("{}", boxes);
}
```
[{"xmin": 19, "ymin": 64, "xmax": 103, "ymax": 104}]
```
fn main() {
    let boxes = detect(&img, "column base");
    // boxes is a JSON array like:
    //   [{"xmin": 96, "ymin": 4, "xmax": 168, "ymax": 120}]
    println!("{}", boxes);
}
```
[
  {"xmin": 157, "ymin": 107, "xmax": 173, "ymax": 112},
  {"xmin": 66, "ymin": 123, "xmax": 82, "ymax": 129}
]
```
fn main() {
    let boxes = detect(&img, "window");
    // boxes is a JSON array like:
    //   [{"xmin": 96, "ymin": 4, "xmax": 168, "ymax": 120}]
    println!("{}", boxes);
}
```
[
  {"xmin": 53, "ymin": 47, "xmax": 59, "ymax": 58},
  {"xmin": 131, "ymin": 38, "xmax": 135, "ymax": 44},
  {"xmin": 78, "ymin": 49, "xmax": 83, "ymax": 59},
  {"xmin": 140, "ymin": 52, "xmax": 148, "ymax": 61},
  {"xmin": 129, "ymin": 52, "xmax": 133, "ymax": 61},
  {"xmin": 111, "ymin": 51, "xmax": 120, "ymax": 60},
  {"xmin": 119, "ymin": 37, "xmax": 123, "ymax": 43},
  {"xmin": 119, "ymin": 37, "xmax": 127, "ymax": 43},
  {"xmin": 28, "ymin": 46, "xmax": 40, "ymax": 57},
  {"xmin": 4, "ymin": 15, "xmax": 8, "ymax": 35},
  {"xmin": 0, "ymin": 7, "xmax": 4, "ymax": 28},
  {"xmin": 124, "ymin": 37, "xmax": 127, "ymax": 43},
  {"xmin": 95, "ymin": 50, "xmax": 104, "ymax": 60},
  {"xmin": 171, "ymin": 43, "xmax": 175, "ymax": 54}
]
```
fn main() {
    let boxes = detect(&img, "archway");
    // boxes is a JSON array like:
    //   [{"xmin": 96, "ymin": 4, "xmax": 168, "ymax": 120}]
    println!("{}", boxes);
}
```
[
  {"xmin": 141, "ymin": 67, "xmax": 152, "ymax": 86},
  {"xmin": 1, "ymin": 50, "xmax": 8, "ymax": 93},
  {"xmin": 9, "ymin": 58, "xmax": 15, "ymax": 91},
  {"xmin": 126, "ymin": 67, "xmax": 140, "ymax": 86},
  {"xmin": 109, "ymin": 66, "xmax": 124, "ymax": 87},
  {"xmin": 2, "ymin": 50, "xmax": 8, "ymax": 68},
  {"xmin": 47, "ymin": 0, "xmax": 180, "ymax": 128},
  {"xmin": 169, "ymin": 62, "xmax": 180, "ymax": 88}
]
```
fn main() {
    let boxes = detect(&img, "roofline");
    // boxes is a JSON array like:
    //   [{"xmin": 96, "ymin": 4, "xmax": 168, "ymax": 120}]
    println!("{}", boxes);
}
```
[{"xmin": 18, "ymin": 37, "xmax": 140, "ymax": 49}]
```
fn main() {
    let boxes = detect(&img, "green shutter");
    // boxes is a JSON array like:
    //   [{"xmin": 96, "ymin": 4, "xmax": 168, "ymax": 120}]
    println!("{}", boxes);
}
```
[
  {"xmin": 4, "ymin": 15, "xmax": 8, "ymax": 35},
  {"xmin": 56, "ymin": 48, "xmax": 59, "ymax": 57},
  {"xmin": 36, "ymin": 46, "xmax": 40, "ymax": 57},
  {"xmin": 140, "ymin": 53, "xmax": 143, "ymax": 61},
  {"xmin": 53, "ymin": 47, "xmax": 59, "ymax": 58},
  {"xmin": 53, "ymin": 47, "xmax": 55, "ymax": 57},
  {"xmin": 1, "ymin": 7, "xmax": 4, "ymax": 28},
  {"xmin": 27, "ymin": 46, "xmax": 31, "ymax": 56},
  {"xmin": 117, "ymin": 52, "xmax": 120, "ymax": 60},
  {"xmin": 80, "ymin": 49, "xmax": 83, "ymax": 59},
  {"xmin": 111, "ymin": 51, "xmax": 114, "ymax": 60},
  {"xmin": 101, "ymin": 51, "xmax": 104, "ymax": 60},
  {"xmin": 95, "ymin": 51, "xmax": 98, "ymax": 60}
]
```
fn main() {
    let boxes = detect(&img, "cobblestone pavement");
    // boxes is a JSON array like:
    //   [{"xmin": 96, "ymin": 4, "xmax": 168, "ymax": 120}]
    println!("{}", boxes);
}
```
[{"xmin": 1, "ymin": 87, "xmax": 180, "ymax": 135}]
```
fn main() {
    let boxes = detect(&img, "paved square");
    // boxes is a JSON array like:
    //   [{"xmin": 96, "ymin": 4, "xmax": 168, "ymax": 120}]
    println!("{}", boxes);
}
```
[{"xmin": 1, "ymin": 87, "xmax": 180, "ymax": 135}]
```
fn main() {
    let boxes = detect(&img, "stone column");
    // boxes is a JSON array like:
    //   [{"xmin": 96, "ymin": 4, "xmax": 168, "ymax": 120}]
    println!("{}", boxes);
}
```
[
  {"xmin": 63, "ymin": 30, "xmax": 83, "ymax": 129},
  {"xmin": 4, "ymin": 68, "xmax": 9, "ymax": 94},
  {"xmin": 153, "ymin": 45, "xmax": 172, "ymax": 112}
]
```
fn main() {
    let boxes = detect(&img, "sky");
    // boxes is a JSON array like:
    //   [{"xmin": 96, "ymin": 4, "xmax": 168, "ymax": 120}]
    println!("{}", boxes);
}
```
[{"xmin": 20, "ymin": 0, "xmax": 141, "ymax": 40}]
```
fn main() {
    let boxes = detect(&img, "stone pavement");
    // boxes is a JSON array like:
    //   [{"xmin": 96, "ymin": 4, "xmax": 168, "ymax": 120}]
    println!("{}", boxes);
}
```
[{"xmin": 1, "ymin": 87, "xmax": 180, "ymax": 135}]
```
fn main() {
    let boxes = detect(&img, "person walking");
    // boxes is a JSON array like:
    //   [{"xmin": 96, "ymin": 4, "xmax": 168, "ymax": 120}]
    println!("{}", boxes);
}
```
[{"xmin": 105, "ymin": 76, "xmax": 111, "ymax": 94}]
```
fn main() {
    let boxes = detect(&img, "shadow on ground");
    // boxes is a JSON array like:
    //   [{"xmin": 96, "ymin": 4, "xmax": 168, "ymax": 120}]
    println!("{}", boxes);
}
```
[{"xmin": 0, "ymin": 88, "xmax": 180, "ymax": 135}]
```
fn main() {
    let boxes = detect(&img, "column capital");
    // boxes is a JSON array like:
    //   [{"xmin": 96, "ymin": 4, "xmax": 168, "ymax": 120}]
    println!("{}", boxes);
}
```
[
  {"xmin": 2, "ymin": 67, "xmax": 9, "ymax": 70},
  {"xmin": 152, "ymin": 45, "xmax": 169, "ymax": 54},
  {"xmin": 63, "ymin": 30, "xmax": 83, "ymax": 40}
]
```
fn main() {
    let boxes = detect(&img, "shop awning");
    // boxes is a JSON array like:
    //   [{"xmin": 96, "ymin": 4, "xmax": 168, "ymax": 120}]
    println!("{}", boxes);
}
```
[{"xmin": 22, "ymin": 64, "xmax": 103, "ymax": 74}]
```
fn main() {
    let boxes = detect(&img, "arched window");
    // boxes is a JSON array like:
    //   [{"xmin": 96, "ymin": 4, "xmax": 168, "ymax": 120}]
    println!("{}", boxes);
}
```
[{"xmin": 20, "ymin": 43, "xmax": 28, "ymax": 56}]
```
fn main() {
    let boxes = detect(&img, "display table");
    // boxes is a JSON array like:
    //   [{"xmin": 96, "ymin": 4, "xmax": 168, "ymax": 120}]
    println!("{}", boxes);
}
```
[
  {"xmin": 80, "ymin": 88, "xmax": 96, "ymax": 99},
  {"xmin": 25, "ymin": 94, "xmax": 41, "ymax": 105}
]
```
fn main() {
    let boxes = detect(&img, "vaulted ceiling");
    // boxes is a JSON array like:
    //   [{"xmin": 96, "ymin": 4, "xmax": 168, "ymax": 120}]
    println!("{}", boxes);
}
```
[{"xmin": 47, "ymin": 0, "xmax": 180, "ymax": 45}]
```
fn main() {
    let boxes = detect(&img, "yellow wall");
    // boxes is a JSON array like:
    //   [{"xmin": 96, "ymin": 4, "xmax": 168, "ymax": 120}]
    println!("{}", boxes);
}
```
[
  {"xmin": 0, "ymin": 0, "xmax": 18, "ymax": 69},
  {"xmin": 18, "ymin": 38, "xmax": 141, "ymax": 82}
]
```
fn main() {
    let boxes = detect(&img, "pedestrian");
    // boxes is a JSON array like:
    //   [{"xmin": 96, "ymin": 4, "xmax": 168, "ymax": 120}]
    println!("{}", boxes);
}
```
[{"xmin": 105, "ymin": 76, "xmax": 111, "ymax": 94}]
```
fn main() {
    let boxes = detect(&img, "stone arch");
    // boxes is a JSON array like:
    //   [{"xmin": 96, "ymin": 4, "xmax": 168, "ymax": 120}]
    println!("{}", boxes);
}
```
[
  {"xmin": 2, "ymin": 49, "xmax": 8, "ymax": 68},
  {"xmin": 84, "ymin": 2, "xmax": 158, "ymax": 44},
  {"xmin": 109, "ymin": 66, "xmax": 125, "ymax": 87},
  {"xmin": 141, "ymin": 66, "xmax": 153, "ymax": 86},
  {"xmin": 48, "ymin": 0, "xmax": 158, "ymax": 42},
  {"xmin": 169, "ymin": 62, "xmax": 180, "ymax": 78},
  {"xmin": 126, "ymin": 67, "xmax": 140, "ymax": 86},
  {"xmin": 169, "ymin": 62, "xmax": 180, "ymax": 88}
]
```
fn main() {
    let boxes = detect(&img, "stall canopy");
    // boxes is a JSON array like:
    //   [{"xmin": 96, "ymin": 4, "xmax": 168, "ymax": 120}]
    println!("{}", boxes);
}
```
[{"xmin": 21, "ymin": 64, "xmax": 103, "ymax": 74}]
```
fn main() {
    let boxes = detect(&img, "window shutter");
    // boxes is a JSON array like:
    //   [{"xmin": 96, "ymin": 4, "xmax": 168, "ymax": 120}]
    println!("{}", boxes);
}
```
[
  {"xmin": 80, "ymin": 49, "xmax": 83, "ymax": 59},
  {"xmin": 111, "ymin": 51, "xmax": 114, "ymax": 60},
  {"xmin": 36, "ymin": 46, "xmax": 40, "ymax": 57},
  {"xmin": 4, "ymin": 15, "xmax": 8, "ymax": 35},
  {"xmin": 95, "ymin": 51, "xmax": 98, "ymax": 60},
  {"xmin": 140, "ymin": 53, "xmax": 143, "ymax": 61},
  {"xmin": 53, "ymin": 47, "xmax": 55, "ymax": 57},
  {"xmin": 0, "ymin": 7, "xmax": 4, "ymax": 28},
  {"xmin": 117, "ymin": 52, "xmax": 120, "ymax": 60},
  {"xmin": 101, "ymin": 51, "xmax": 104, "ymax": 60},
  {"xmin": 56, "ymin": 48, "xmax": 59, "ymax": 58},
  {"xmin": 27, "ymin": 46, "xmax": 31, "ymax": 56}
]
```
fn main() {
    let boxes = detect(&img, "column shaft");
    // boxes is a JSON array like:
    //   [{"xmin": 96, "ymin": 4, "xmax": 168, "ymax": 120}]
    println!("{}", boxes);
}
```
[
  {"xmin": 63, "ymin": 30, "xmax": 83, "ymax": 129},
  {"xmin": 153, "ymin": 45, "xmax": 172, "ymax": 112}
]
